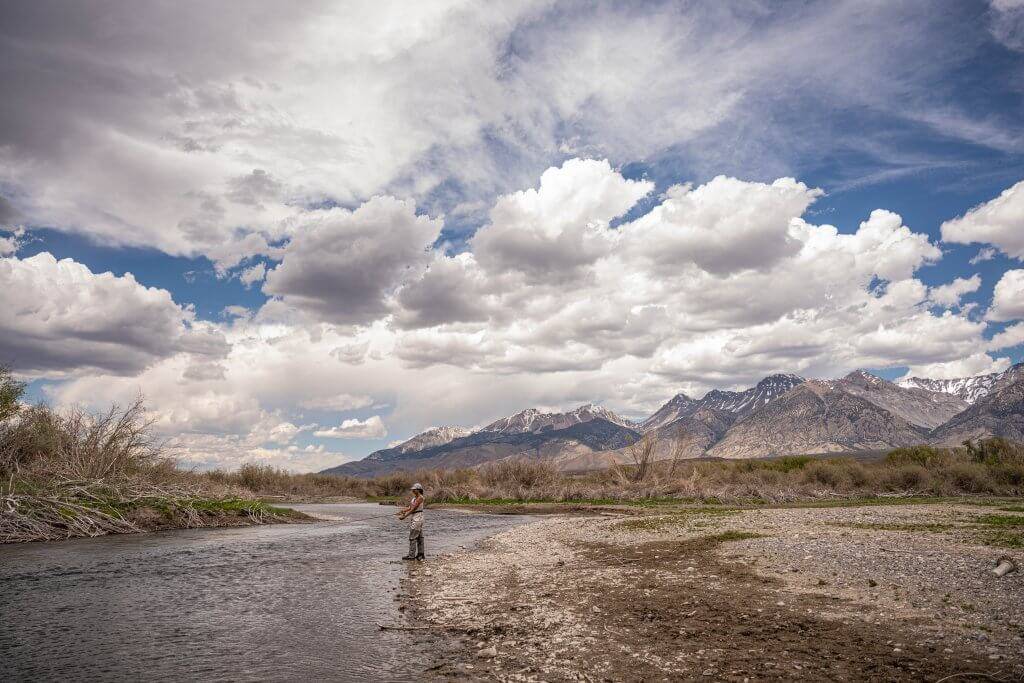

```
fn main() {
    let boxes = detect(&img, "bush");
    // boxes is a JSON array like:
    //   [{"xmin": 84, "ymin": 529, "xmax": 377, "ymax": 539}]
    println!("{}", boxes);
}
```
[
  {"xmin": 802, "ymin": 461, "xmax": 856, "ymax": 490},
  {"xmin": 0, "ymin": 367, "xmax": 26, "ymax": 423},
  {"xmin": 885, "ymin": 445, "xmax": 948, "ymax": 468},
  {"xmin": 1, "ymin": 398, "xmax": 163, "ymax": 481},
  {"xmin": 479, "ymin": 459, "xmax": 559, "ymax": 489},
  {"xmin": 963, "ymin": 438, "xmax": 1024, "ymax": 467},
  {"xmin": 940, "ymin": 462, "xmax": 994, "ymax": 494},
  {"xmin": 879, "ymin": 464, "xmax": 932, "ymax": 492}
]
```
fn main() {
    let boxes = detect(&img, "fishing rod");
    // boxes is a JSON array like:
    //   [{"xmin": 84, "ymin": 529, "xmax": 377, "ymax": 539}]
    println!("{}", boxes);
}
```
[{"xmin": 320, "ymin": 510, "xmax": 414, "ymax": 525}]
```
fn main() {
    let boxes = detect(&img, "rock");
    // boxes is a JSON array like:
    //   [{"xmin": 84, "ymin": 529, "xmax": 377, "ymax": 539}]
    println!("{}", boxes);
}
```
[{"xmin": 477, "ymin": 646, "xmax": 498, "ymax": 659}]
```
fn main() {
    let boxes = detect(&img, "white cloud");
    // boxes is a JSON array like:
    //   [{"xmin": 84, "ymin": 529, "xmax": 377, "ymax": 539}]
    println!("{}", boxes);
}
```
[
  {"xmin": 941, "ymin": 180, "xmax": 1024, "ymax": 259},
  {"xmin": 623, "ymin": 176, "xmax": 820, "ymax": 274},
  {"xmin": 1, "ymin": 1, "xmax": 1012, "ymax": 272},
  {"xmin": 0, "ymin": 227, "xmax": 25, "ymax": 256},
  {"xmin": 989, "ymin": 322, "xmax": 1024, "ymax": 351},
  {"xmin": 314, "ymin": 415, "xmax": 387, "ymax": 439},
  {"xmin": 987, "ymin": 269, "xmax": 1024, "ymax": 321},
  {"xmin": 0, "ymin": 252, "xmax": 227, "ymax": 375},
  {"xmin": 902, "ymin": 353, "xmax": 1011, "ymax": 381},
  {"xmin": 239, "ymin": 262, "xmax": 266, "ymax": 288},
  {"xmin": 262, "ymin": 196, "xmax": 442, "ymax": 324},
  {"xmin": 970, "ymin": 246, "xmax": 998, "ymax": 265},
  {"xmin": 470, "ymin": 159, "xmax": 652, "ymax": 282},
  {"xmin": 34, "ymin": 161, "xmax": 1007, "ymax": 469},
  {"xmin": 929, "ymin": 274, "xmax": 982, "ymax": 307}
]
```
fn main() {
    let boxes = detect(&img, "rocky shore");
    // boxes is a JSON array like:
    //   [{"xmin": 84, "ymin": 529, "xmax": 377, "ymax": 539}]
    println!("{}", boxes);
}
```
[{"xmin": 401, "ymin": 503, "xmax": 1023, "ymax": 681}]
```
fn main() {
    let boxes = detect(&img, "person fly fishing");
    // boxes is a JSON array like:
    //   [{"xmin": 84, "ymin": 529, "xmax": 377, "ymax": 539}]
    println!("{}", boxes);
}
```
[{"xmin": 397, "ymin": 483, "xmax": 426, "ymax": 561}]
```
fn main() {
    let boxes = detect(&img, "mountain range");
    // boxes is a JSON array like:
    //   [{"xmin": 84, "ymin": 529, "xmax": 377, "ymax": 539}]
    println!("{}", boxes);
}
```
[{"xmin": 322, "ymin": 363, "xmax": 1024, "ymax": 477}]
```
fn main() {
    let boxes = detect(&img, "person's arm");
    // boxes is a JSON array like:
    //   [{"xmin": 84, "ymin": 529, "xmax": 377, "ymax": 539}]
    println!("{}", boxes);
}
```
[{"xmin": 397, "ymin": 498, "xmax": 412, "ymax": 520}]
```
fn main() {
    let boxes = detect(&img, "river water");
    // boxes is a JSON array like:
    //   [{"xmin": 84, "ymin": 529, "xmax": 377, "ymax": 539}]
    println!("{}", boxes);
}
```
[{"xmin": 0, "ymin": 503, "xmax": 528, "ymax": 682}]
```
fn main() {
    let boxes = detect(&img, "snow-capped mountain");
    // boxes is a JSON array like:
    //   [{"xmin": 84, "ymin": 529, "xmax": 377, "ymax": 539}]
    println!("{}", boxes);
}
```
[
  {"xmin": 897, "ymin": 364, "xmax": 1023, "ymax": 404},
  {"xmin": 322, "ymin": 366, "xmax": 1024, "ymax": 477},
  {"xmin": 640, "ymin": 393, "xmax": 698, "ymax": 432},
  {"xmin": 826, "ymin": 370, "xmax": 968, "ymax": 430},
  {"xmin": 699, "ymin": 373, "xmax": 806, "ymax": 416},
  {"xmin": 392, "ymin": 426, "xmax": 473, "ymax": 453},
  {"xmin": 483, "ymin": 403, "xmax": 634, "ymax": 434}
]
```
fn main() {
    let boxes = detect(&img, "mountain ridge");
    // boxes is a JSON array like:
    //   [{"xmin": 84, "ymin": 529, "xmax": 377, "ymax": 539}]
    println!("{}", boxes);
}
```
[{"xmin": 322, "ymin": 366, "xmax": 1024, "ymax": 476}]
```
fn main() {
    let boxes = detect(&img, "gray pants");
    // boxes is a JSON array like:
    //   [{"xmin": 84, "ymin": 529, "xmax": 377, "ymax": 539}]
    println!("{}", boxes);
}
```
[
  {"xmin": 408, "ymin": 512, "xmax": 424, "ymax": 558},
  {"xmin": 408, "ymin": 528, "xmax": 424, "ymax": 558}
]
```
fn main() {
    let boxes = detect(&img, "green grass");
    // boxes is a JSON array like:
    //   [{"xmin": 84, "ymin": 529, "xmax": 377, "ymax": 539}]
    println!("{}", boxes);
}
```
[
  {"xmin": 999, "ymin": 505, "xmax": 1024, "ymax": 513},
  {"xmin": 975, "ymin": 513, "xmax": 1024, "ymax": 527}
]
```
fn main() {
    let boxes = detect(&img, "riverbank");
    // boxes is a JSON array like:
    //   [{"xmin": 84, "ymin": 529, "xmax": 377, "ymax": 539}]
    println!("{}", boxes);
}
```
[
  {"xmin": 1, "ymin": 485, "xmax": 311, "ymax": 543},
  {"xmin": 402, "ymin": 502, "xmax": 1024, "ymax": 681}
]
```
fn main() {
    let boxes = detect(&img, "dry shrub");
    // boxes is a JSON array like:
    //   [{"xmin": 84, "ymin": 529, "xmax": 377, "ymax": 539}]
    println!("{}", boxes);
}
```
[
  {"xmin": 479, "ymin": 459, "xmax": 559, "ymax": 490},
  {"xmin": 878, "ymin": 464, "xmax": 932, "ymax": 492},
  {"xmin": 939, "ymin": 462, "xmax": 994, "ymax": 494},
  {"xmin": 801, "ymin": 461, "xmax": 858, "ymax": 491},
  {"xmin": 2, "ymin": 398, "xmax": 165, "ymax": 483}
]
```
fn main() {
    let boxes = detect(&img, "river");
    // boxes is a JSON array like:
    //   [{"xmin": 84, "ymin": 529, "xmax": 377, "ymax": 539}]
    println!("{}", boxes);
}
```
[{"xmin": 0, "ymin": 503, "xmax": 529, "ymax": 682}]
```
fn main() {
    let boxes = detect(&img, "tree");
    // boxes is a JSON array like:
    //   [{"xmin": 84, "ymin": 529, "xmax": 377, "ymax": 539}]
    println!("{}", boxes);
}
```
[
  {"xmin": 0, "ymin": 366, "xmax": 26, "ymax": 422},
  {"xmin": 626, "ymin": 432, "xmax": 657, "ymax": 482}
]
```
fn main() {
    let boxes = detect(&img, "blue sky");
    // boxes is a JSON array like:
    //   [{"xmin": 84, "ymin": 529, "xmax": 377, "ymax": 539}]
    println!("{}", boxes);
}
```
[{"xmin": 2, "ymin": 0, "xmax": 1024, "ymax": 470}]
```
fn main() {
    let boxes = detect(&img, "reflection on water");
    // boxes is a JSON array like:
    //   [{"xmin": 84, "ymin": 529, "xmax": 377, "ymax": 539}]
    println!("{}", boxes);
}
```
[{"xmin": 0, "ymin": 504, "xmax": 527, "ymax": 682}]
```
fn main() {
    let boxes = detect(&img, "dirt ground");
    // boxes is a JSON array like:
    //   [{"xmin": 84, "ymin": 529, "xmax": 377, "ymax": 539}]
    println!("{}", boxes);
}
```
[{"xmin": 400, "ymin": 503, "xmax": 1024, "ymax": 682}]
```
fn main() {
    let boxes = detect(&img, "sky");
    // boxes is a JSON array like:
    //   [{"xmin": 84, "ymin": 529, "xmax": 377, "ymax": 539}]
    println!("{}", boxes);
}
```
[{"xmin": 2, "ymin": 0, "xmax": 1024, "ymax": 472}]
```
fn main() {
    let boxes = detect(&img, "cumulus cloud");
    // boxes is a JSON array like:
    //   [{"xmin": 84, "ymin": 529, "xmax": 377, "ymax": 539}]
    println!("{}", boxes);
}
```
[
  {"xmin": 989, "ymin": 322, "xmax": 1024, "ymax": 351},
  {"xmin": 314, "ymin": 415, "xmax": 387, "ymax": 439},
  {"xmin": 623, "ymin": 176, "xmax": 820, "ymax": 274},
  {"xmin": 987, "ymin": 269, "xmax": 1024, "ymax": 321},
  {"xmin": 470, "ymin": 159, "xmax": 652, "ymax": 282},
  {"xmin": 942, "ymin": 180, "xmax": 1024, "ymax": 259},
  {"xmin": 262, "ymin": 196, "xmax": 442, "ymax": 324},
  {"xmin": 929, "ymin": 274, "xmax": 982, "ymax": 308},
  {"xmin": 29, "ymin": 161, "xmax": 1011, "ymax": 469},
  {"xmin": 0, "ymin": 252, "xmax": 227, "ymax": 375},
  {"xmin": 394, "ymin": 253, "xmax": 492, "ymax": 329}
]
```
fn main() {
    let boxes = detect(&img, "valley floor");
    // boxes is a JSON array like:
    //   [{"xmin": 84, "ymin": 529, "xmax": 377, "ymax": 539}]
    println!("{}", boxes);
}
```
[{"xmin": 402, "ymin": 502, "xmax": 1024, "ymax": 682}]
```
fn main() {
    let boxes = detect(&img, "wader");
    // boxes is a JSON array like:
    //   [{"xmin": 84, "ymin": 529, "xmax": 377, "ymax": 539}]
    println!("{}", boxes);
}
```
[{"xmin": 408, "ymin": 511, "xmax": 425, "ymax": 560}]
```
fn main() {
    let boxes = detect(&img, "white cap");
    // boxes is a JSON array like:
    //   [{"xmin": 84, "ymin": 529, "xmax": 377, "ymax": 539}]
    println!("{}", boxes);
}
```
[{"xmin": 411, "ymin": 482, "xmax": 424, "ymax": 491}]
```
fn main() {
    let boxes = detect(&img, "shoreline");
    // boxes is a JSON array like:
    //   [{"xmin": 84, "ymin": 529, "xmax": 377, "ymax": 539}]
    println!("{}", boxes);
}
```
[
  {"xmin": 402, "ymin": 502, "xmax": 1023, "ymax": 681},
  {"xmin": 1, "ymin": 494, "xmax": 311, "ymax": 545}
]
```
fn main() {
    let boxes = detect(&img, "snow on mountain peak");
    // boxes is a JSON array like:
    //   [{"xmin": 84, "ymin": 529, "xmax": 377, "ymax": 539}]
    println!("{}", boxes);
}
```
[
  {"xmin": 895, "ymin": 366, "xmax": 1018, "ymax": 404},
  {"xmin": 484, "ymin": 403, "xmax": 633, "ymax": 434}
]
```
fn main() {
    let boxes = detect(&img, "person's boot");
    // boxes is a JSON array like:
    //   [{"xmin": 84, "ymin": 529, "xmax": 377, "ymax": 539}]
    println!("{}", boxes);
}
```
[
  {"xmin": 415, "ymin": 538, "xmax": 425, "ymax": 561},
  {"xmin": 402, "ymin": 538, "xmax": 417, "ymax": 560}
]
